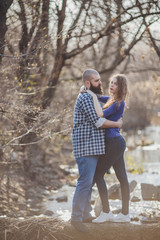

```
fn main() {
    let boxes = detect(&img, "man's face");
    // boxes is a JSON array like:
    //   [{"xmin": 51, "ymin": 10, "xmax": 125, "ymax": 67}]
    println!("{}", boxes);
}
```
[{"xmin": 89, "ymin": 74, "xmax": 103, "ymax": 94}]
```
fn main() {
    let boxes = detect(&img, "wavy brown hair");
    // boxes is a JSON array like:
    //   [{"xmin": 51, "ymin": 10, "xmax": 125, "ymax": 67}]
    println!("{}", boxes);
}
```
[{"xmin": 103, "ymin": 74, "xmax": 128, "ymax": 109}]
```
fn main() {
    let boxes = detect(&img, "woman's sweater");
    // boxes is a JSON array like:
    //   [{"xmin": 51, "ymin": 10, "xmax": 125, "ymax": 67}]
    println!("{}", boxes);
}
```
[{"xmin": 99, "ymin": 96, "xmax": 125, "ymax": 139}]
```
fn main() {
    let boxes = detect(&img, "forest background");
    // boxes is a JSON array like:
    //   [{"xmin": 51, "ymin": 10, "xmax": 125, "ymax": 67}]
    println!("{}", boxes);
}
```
[{"xmin": 0, "ymin": 0, "xmax": 160, "ymax": 218}]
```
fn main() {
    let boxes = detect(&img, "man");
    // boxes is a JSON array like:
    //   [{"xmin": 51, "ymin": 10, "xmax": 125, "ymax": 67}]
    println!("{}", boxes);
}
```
[{"xmin": 71, "ymin": 69, "xmax": 122, "ymax": 232}]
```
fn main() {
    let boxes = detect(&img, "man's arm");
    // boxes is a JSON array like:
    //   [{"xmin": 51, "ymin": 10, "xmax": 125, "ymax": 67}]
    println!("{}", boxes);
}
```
[
  {"xmin": 101, "ymin": 118, "xmax": 123, "ymax": 129},
  {"xmin": 79, "ymin": 94, "xmax": 122, "ymax": 129}
]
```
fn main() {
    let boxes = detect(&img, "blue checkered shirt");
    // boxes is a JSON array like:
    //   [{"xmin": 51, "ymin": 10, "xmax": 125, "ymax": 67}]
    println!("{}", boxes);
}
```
[{"xmin": 72, "ymin": 92, "xmax": 105, "ymax": 159}]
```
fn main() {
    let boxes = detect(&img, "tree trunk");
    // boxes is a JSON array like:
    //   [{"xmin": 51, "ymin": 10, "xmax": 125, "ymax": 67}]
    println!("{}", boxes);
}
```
[
  {"xmin": 41, "ymin": 0, "xmax": 67, "ymax": 109},
  {"xmin": 0, "ymin": 0, "xmax": 13, "ymax": 63},
  {"xmin": 42, "ymin": 55, "xmax": 65, "ymax": 109}
]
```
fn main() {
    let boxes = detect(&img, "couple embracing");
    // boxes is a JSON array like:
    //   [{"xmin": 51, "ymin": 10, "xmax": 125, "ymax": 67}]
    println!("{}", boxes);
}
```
[{"xmin": 71, "ymin": 69, "xmax": 130, "ymax": 232}]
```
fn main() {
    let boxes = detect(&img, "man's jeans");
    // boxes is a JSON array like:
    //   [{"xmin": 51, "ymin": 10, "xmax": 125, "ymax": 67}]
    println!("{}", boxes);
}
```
[{"xmin": 71, "ymin": 155, "xmax": 98, "ymax": 222}]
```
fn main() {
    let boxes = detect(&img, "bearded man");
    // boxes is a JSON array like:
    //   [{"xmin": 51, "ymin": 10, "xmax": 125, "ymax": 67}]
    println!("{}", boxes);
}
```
[{"xmin": 71, "ymin": 69, "xmax": 122, "ymax": 232}]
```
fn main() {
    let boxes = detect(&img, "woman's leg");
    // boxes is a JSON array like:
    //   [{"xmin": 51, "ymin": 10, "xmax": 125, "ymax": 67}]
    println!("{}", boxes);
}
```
[
  {"xmin": 94, "ymin": 137, "xmax": 121, "ymax": 213},
  {"xmin": 94, "ymin": 136, "xmax": 129, "ymax": 215},
  {"xmin": 112, "ymin": 138, "xmax": 129, "ymax": 215},
  {"xmin": 94, "ymin": 155, "xmax": 110, "ymax": 213}
]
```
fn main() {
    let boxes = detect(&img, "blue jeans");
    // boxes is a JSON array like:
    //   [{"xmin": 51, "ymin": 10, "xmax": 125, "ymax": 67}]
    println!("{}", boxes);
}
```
[
  {"xmin": 71, "ymin": 155, "xmax": 98, "ymax": 222},
  {"xmin": 94, "ymin": 136, "xmax": 129, "ymax": 215}
]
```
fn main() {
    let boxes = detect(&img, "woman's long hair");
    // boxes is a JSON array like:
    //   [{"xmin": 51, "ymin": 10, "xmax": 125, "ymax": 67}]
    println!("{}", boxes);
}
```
[{"xmin": 103, "ymin": 74, "xmax": 129, "ymax": 109}]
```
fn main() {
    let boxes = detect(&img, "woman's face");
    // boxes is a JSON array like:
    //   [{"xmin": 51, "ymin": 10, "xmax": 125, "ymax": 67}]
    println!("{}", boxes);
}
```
[{"xmin": 109, "ymin": 77, "xmax": 118, "ymax": 95}]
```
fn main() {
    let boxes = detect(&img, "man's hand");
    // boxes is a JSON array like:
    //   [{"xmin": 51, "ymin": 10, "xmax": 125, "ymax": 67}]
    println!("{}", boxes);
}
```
[{"xmin": 117, "ymin": 118, "xmax": 123, "ymax": 128}]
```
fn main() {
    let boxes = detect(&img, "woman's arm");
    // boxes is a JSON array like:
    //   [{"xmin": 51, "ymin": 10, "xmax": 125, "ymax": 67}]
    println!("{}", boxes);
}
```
[{"xmin": 98, "ymin": 95, "xmax": 110, "ymax": 103}]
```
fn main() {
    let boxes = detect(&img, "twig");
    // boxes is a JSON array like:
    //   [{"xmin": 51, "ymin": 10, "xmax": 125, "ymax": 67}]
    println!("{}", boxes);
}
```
[{"xmin": 1, "ymin": 127, "xmax": 72, "ymax": 148}]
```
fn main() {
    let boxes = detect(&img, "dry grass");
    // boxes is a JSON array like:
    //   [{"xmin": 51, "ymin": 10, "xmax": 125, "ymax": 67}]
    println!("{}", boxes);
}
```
[
  {"xmin": 0, "ymin": 217, "xmax": 73, "ymax": 240},
  {"xmin": 0, "ymin": 216, "xmax": 160, "ymax": 240}
]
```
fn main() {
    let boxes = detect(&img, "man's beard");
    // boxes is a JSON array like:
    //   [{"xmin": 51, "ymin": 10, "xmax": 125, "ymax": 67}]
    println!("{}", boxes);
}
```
[{"xmin": 90, "ymin": 82, "xmax": 103, "ymax": 95}]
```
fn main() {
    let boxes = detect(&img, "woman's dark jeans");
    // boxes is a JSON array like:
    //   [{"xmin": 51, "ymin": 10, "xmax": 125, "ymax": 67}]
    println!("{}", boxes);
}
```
[{"xmin": 94, "ymin": 135, "xmax": 130, "ymax": 215}]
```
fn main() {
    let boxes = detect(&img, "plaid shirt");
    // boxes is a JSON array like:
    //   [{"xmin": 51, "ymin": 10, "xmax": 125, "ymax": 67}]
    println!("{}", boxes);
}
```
[{"xmin": 72, "ymin": 92, "xmax": 105, "ymax": 159}]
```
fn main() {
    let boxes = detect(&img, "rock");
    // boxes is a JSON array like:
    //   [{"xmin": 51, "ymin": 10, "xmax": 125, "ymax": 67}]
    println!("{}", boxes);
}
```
[
  {"xmin": 112, "ymin": 208, "xmax": 121, "ymax": 214},
  {"xmin": 131, "ymin": 196, "xmax": 141, "ymax": 202},
  {"xmin": 18, "ymin": 203, "xmax": 27, "ymax": 211},
  {"xmin": 56, "ymin": 195, "xmax": 68, "ymax": 202},
  {"xmin": 94, "ymin": 196, "xmax": 102, "ymax": 217},
  {"xmin": 69, "ymin": 182, "xmax": 76, "ymax": 187},
  {"xmin": 155, "ymin": 214, "xmax": 160, "ymax": 221},
  {"xmin": 109, "ymin": 180, "xmax": 137, "ymax": 200},
  {"xmin": 48, "ymin": 198, "xmax": 54, "ymax": 201},
  {"xmin": 27, "ymin": 188, "xmax": 37, "ymax": 198},
  {"xmin": 44, "ymin": 210, "xmax": 54, "ymax": 216},
  {"xmin": 35, "ymin": 193, "xmax": 44, "ymax": 200},
  {"xmin": 157, "ymin": 186, "xmax": 160, "ymax": 201},
  {"xmin": 140, "ymin": 139, "xmax": 154, "ymax": 146},
  {"xmin": 42, "ymin": 190, "xmax": 50, "ymax": 196},
  {"xmin": 131, "ymin": 217, "xmax": 139, "ymax": 222},
  {"xmin": 108, "ymin": 183, "xmax": 121, "ymax": 200},
  {"xmin": 28, "ymin": 200, "xmax": 41, "ymax": 209},
  {"xmin": 140, "ymin": 215, "xmax": 158, "ymax": 224},
  {"xmin": 15, "ymin": 210, "xmax": 28, "ymax": 218},
  {"xmin": 129, "ymin": 180, "xmax": 137, "ymax": 192},
  {"xmin": 141, "ymin": 183, "xmax": 160, "ymax": 200},
  {"xmin": 141, "ymin": 183, "xmax": 157, "ymax": 200},
  {"xmin": 7, "ymin": 212, "xmax": 18, "ymax": 218},
  {"xmin": 27, "ymin": 208, "xmax": 41, "ymax": 216}
]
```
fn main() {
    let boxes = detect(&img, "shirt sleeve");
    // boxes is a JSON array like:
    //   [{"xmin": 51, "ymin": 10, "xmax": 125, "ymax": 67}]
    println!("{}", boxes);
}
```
[
  {"xmin": 79, "ymin": 94, "xmax": 103, "ymax": 128},
  {"xmin": 95, "ymin": 118, "xmax": 106, "ymax": 128},
  {"xmin": 103, "ymin": 101, "xmax": 125, "ymax": 118},
  {"xmin": 98, "ymin": 95, "xmax": 110, "ymax": 103}
]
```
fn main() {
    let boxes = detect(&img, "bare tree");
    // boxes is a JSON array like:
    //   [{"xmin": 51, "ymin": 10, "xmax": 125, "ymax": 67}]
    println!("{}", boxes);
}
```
[
  {"xmin": 3, "ymin": 0, "xmax": 160, "ymax": 108},
  {"xmin": 41, "ymin": 0, "xmax": 160, "ymax": 108}
]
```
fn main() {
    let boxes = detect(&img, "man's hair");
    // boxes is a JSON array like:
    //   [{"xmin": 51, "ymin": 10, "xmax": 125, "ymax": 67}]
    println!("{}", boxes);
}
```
[{"xmin": 82, "ymin": 69, "xmax": 99, "ymax": 83}]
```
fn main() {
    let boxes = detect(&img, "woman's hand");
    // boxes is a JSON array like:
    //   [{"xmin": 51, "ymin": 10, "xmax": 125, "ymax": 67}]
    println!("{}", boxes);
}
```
[
  {"xmin": 80, "ymin": 85, "xmax": 87, "ymax": 93},
  {"xmin": 117, "ymin": 118, "xmax": 123, "ymax": 128}
]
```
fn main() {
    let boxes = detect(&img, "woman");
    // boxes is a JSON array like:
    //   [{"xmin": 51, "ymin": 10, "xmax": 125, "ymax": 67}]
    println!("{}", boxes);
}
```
[{"xmin": 89, "ymin": 74, "xmax": 130, "ymax": 223}]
